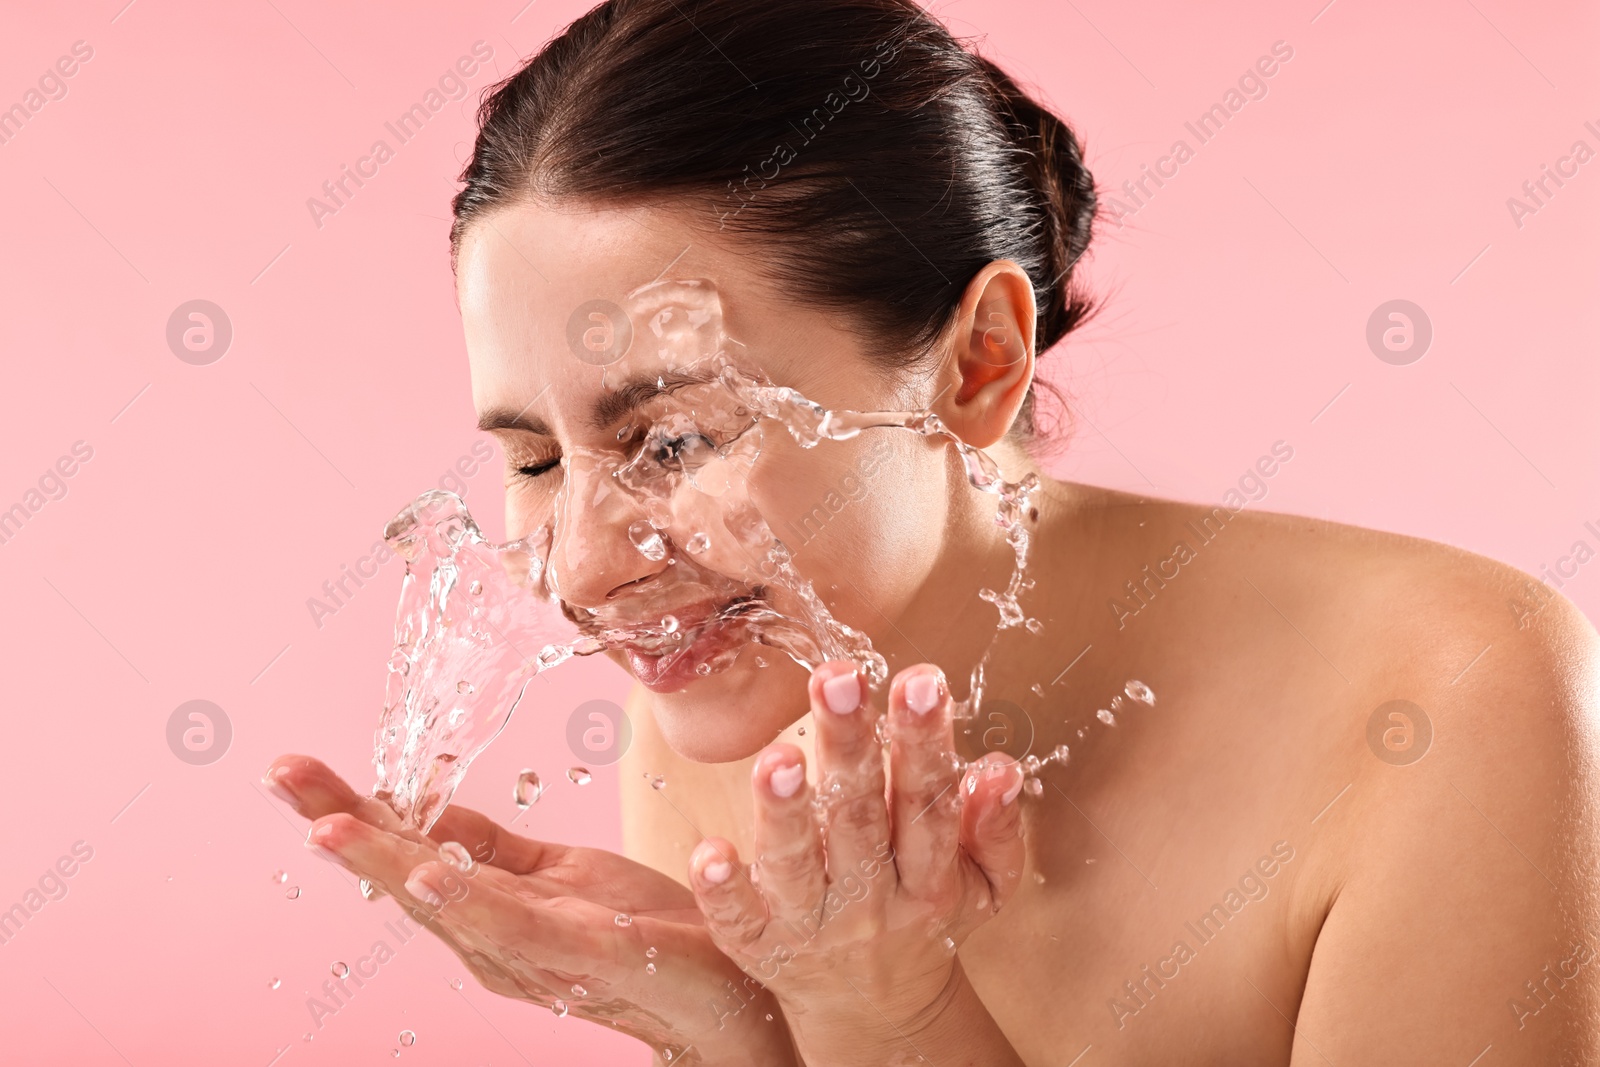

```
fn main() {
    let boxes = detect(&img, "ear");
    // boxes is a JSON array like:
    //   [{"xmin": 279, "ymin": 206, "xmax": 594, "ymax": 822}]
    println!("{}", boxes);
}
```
[{"xmin": 931, "ymin": 260, "xmax": 1036, "ymax": 449}]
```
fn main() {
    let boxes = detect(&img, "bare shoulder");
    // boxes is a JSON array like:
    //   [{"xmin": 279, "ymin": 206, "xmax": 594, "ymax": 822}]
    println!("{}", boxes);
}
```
[
  {"xmin": 1219, "ymin": 502, "xmax": 1600, "ymax": 700},
  {"xmin": 1189, "ymin": 501, "xmax": 1600, "ymax": 1061}
]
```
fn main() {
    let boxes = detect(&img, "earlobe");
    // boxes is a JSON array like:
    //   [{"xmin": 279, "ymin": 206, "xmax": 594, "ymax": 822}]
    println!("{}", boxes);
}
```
[{"xmin": 938, "ymin": 261, "xmax": 1037, "ymax": 449}]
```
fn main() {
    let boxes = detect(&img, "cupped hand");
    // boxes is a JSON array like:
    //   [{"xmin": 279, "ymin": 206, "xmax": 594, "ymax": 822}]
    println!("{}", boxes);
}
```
[
  {"xmin": 264, "ymin": 755, "xmax": 796, "ymax": 1065},
  {"xmin": 683, "ymin": 663, "xmax": 1026, "ymax": 1061}
]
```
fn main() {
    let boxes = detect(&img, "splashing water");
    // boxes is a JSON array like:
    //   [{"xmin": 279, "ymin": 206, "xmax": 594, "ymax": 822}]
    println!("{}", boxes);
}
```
[
  {"xmin": 513, "ymin": 769, "xmax": 542, "ymax": 809},
  {"xmin": 440, "ymin": 841, "xmax": 475, "ymax": 874},
  {"xmin": 371, "ymin": 277, "xmax": 1050, "ymax": 830}
]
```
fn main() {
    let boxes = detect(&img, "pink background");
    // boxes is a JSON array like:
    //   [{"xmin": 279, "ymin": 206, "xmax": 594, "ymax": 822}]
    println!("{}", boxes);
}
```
[{"xmin": 1, "ymin": 0, "xmax": 1595, "ymax": 1063}]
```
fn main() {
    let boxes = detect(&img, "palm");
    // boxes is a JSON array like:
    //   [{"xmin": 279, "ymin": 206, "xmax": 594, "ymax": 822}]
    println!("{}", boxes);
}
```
[
  {"xmin": 500, "ymin": 839, "xmax": 702, "ymax": 922},
  {"xmin": 266, "ymin": 755, "xmax": 790, "ymax": 1061}
]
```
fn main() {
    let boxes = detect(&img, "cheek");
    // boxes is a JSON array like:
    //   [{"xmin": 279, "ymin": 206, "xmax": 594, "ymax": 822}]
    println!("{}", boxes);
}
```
[{"xmin": 751, "ymin": 432, "xmax": 938, "ymax": 611}]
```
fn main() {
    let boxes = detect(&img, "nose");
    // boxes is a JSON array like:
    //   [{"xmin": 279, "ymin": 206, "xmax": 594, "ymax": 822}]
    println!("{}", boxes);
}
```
[{"xmin": 546, "ymin": 451, "xmax": 665, "ymax": 610}]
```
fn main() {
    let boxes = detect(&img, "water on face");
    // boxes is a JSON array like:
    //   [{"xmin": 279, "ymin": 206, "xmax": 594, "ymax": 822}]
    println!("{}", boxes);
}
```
[{"xmin": 370, "ymin": 277, "xmax": 1119, "ymax": 830}]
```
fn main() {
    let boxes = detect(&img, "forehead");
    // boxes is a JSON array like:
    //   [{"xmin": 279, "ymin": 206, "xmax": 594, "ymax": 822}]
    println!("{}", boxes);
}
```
[{"xmin": 455, "ymin": 200, "xmax": 886, "ymax": 438}]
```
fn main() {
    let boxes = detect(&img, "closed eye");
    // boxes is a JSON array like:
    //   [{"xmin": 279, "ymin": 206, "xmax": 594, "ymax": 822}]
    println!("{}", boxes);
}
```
[{"xmin": 517, "ymin": 459, "xmax": 561, "ymax": 478}]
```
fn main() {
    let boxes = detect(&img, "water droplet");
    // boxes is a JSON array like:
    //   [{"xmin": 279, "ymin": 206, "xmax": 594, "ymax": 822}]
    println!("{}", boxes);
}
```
[
  {"xmin": 942, "ymin": 936, "xmax": 957, "ymax": 955},
  {"xmin": 272, "ymin": 869, "xmax": 287, "ymax": 883},
  {"xmin": 627, "ymin": 520, "xmax": 667, "ymax": 561},
  {"xmin": 456, "ymin": 680, "xmax": 474, "ymax": 694},
  {"xmin": 552, "ymin": 999, "xmax": 569, "ymax": 1018},
  {"xmin": 766, "ymin": 1013, "xmax": 774, "ymax": 1021},
  {"xmin": 1051, "ymin": 743, "xmax": 1070, "ymax": 763},
  {"xmin": 269, "ymin": 977, "xmax": 281, "ymax": 990},
  {"xmin": 449, "ymin": 977, "xmax": 463, "ymax": 990},
  {"xmin": 302, "ymin": 1032, "xmax": 314, "ymax": 1043},
  {"xmin": 571, "ymin": 983, "xmax": 587, "ymax": 997},
  {"xmin": 1032, "ymin": 871, "xmax": 1045, "ymax": 885},
  {"xmin": 660, "ymin": 614, "xmax": 679, "ymax": 633},
  {"xmin": 646, "ymin": 962, "xmax": 656, "ymax": 975},
  {"xmin": 614, "ymin": 913, "xmax": 632, "ymax": 927},
  {"xmin": 695, "ymin": 662, "xmax": 712, "ymax": 676},
  {"xmin": 1030, "ymin": 683, "xmax": 1045, "ymax": 699},
  {"xmin": 754, "ymin": 655, "xmax": 768, "ymax": 668},
  {"xmin": 1125, "ymin": 679, "xmax": 1155, "ymax": 706},
  {"xmin": 1086, "ymin": 857, "xmax": 1097, "ymax": 864},
  {"xmin": 359, "ymin": 878, "xmax": 378, "ymax": 900},
  {"xmin": 390, "ymin": 1051, "xmax": 400, "ymax": 1059},
  {"xmin": 1096, "ymin": 708, "xmax": 1116, "ymax": 726},
  {"xmin": 1023, "ymin": 777, "xmax": 1043, "ymax": 797},
  {"xmin": 1076, "ymin": 728, "xmax": 1086, "ymax": 739},
  {"xmin": 440, "ymin": 841, "xmax": 475, "ymax": 874},
  {"xmin": 650, "ymin": 775, "xmax": 666, "ymax": 790},
  {"xmin": 399, "ymin": 1029, "xmax": 416, "ymax": 1047},
  {"xmin": 1025, "ymin": 617, "xmax": 1043, "ymax": 635},
  {"xmin": 285, "ymin": 886, "xmax": 301, "ymax": 899},
  {"xmin": 331, "ymin": 961, "xmax": 349, "ymax": 978},
  {"xmin": 1110, "ymin": 694, "xmax": 1126, "ymax": 711},
  {"xmin": 469, "ymin": 579, "xmax": 483, "ymax": 596},
  {"xmin": 568, "ymin": 767, "xmax": 592, "ymax": 786},
  {"xmin": 685, "ymin": 532, "xmax": 710, "ymax": 554},
  {"xmin": 796, "ymin": 725, "xmax": 805, "ymax": 736},
  {"xmin": 514, "ymin": 769, "xmax": 543, "ymax": 809},
  {"xmin": 645, "ymin": 946, "xmax": 658, "ymax": 959}
]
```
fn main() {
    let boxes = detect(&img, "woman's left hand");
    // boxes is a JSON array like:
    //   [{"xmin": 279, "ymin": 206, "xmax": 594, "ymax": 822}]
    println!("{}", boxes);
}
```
[{"xmin": 686, "ymin": 662, "xmax": 1028, "ymax": 1066}]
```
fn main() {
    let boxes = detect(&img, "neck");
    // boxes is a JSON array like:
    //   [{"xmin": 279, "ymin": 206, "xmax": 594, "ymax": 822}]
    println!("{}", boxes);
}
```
[{"xmin": 876, "ymin": 445, "xmax": 1097, "ymax": 737}]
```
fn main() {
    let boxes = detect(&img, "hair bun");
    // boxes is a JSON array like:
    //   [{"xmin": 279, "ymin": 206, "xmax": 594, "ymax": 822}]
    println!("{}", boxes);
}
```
[{"xmin": 974, "ymin": 57, "xmax": 1098, "ymax": 353}]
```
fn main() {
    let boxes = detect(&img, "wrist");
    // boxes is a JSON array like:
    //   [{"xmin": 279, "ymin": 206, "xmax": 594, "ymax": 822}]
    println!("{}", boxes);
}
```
[
  {"xmin": 783, "ymin": 961, "xmax": 1021, "ymax": 1067},
  {"xmin": 667, "ymin": 990, "xmax": 798, "ymax": 1066}
]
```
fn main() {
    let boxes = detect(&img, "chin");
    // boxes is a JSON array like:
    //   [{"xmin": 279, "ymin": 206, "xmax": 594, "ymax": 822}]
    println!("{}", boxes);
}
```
[{"xmin": 644, "ymin": 646, "xmax": 808, "ymax": 763}]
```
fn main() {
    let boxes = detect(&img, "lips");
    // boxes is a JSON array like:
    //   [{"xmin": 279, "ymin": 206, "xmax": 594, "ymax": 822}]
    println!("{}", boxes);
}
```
[{"xmin": 623, "ymin": 611, "xmax": 750, "ymax": 691}]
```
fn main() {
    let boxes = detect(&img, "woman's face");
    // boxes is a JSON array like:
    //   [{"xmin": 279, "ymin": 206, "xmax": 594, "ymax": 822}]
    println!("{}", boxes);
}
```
[{"xmin": 456, "ymin": 199, "xmax": 950, "ymax": 762}]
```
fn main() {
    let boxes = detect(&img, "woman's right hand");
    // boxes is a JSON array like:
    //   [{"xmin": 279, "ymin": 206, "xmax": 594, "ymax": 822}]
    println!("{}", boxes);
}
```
[{"xmin": 264, "ymin": 755, "xmax": 796, "ymax": 1066}]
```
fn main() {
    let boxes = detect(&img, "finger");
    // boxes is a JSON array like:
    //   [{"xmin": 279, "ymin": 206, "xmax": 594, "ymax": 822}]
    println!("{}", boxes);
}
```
[
  {"xmin": 426, "ymin": 804, "xmax": 558, "ymax": 875},
  {"xmin": 809, "ymin": 661, "xmax": 891, "ymax": 890},
  {"xmin": 689, "ymin": 838, "xmax": 769, "ymax": 951},
  {"xmin": 750, "ymin": 743, "xmax": 826, "ymax": 922},
  {"xmin": 958, "ymin": 753, "xmax": 1026, "ymax": 914},
  {"xmin": 264, "ymin": 755, "xmax": 409, "ymax": 835},
  {"xmin": 888, "ymin": 665, "xmax": 964, "ymax": 902},
  {"xmin": 307, "ymin": 812, "xmax": 457, "ymax": 909}
]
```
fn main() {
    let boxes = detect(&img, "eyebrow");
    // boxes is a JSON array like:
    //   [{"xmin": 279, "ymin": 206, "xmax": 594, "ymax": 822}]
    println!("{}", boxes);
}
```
[{"xmin": 476, "ymin": 368, "xmax": 724, "ymax": 437}]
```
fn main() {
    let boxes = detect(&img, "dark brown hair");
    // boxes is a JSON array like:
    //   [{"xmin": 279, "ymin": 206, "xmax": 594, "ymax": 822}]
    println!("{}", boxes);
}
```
[{"xmin": 452, "ymin": 0, "xmax": 1098, "ymax": 437}]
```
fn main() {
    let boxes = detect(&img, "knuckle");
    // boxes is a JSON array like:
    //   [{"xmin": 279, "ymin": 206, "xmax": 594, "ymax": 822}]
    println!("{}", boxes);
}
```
[
  {"xmin": 829, "ymin": 791, "xmax": 888, "ymax": 837},
  {"xmin": 760, "ymin": 839, "xmax": 822, "ymax": 883}
]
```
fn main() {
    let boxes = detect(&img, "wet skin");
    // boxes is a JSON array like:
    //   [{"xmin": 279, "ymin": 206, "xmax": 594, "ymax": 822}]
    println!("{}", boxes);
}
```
[{"xmin": 271, "ymin": 199, "xmax": 1600, "ymax": 1065}]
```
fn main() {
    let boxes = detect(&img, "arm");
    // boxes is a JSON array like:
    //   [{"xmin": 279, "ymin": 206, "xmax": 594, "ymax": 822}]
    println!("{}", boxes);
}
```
[{"xmin": 1293, "ymin": 599, "xmax": 1600, "ymax": 1064}]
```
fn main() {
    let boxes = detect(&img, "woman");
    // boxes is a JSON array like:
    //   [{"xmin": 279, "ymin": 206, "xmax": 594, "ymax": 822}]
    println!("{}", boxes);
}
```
[{"xmin": 266, "ymin": 0, "xmax": 1600, "ymax": 1062}]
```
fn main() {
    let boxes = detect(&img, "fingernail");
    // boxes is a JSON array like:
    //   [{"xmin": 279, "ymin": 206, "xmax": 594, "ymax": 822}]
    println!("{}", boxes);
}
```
[
  {"xmin": 822, "ymin": 671, "xmax": 860, "ymax": 714},
  {"xmin": 264, "ymin": 770, "xmax": 297, "ymax": 806},
  {"xmin": 1002, "ymin": 774, "xmax": 1024, "ymax": 805},
  {"xmin": 769, "ymin": 762, "xmax": 805, "ymax": 798},
  {"xmin": 405, "ymin": 876, "xmax": 444, "ymax": 908},
  {"xmin": 703, "ymin": 859, "xmax": 732, "ymax": 885},
  {"xmin": 304, "ymin": 827, "xmax": 341, "ymax": 863},
  {"xmin": 905, "ymin": 673, "xmax": 941, "ymax": 715}
]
